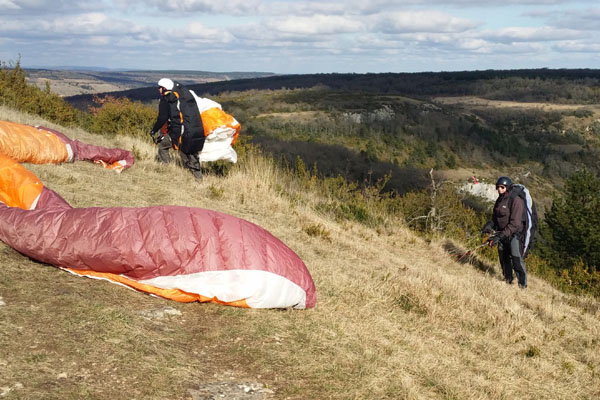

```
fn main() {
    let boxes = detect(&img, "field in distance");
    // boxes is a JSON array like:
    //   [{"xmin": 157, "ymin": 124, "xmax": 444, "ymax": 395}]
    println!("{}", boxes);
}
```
[{"xmin": 25, "ymin": 68, "xmax": 275, "ymax": 97}]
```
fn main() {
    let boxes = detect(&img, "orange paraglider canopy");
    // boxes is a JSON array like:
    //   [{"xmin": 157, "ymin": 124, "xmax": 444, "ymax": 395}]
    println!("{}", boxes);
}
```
[
  {"xmin": 0, "ymin": 153, "xmax": 43, "ymax": 209},
  {"xmin": 0, "ymin": 120, "xmax": 69, "ymax": 164}
]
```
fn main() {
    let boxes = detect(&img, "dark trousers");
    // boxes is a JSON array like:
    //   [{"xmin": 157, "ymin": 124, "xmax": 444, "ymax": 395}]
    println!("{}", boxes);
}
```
[
  {"xmin": 157, "ymin": 135, "xmax": 202, "ymax": 181},
  {"xmin": 179, "ymin": 150, "xmax": 202, "ymax": 181},
  {"xmin": 498, "ymin": 236, "xmax": 527, "ymax": 287},
  {"xmin": 157, "ymin": 134, "xmax": 173, "ymax": 164}
]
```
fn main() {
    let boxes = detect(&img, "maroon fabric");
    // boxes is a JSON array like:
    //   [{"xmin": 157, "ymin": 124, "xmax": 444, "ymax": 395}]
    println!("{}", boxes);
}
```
[
  {"xmin": 35, "ymin": 187, "xmax": 71, "ymax": 210},
  {"xmin": 0, "ymin": 188, "xmax": 316, "ymax": 308},
  {"xmin": 38, "ymin": 126, "xmax": 134, "ymax": 169}
]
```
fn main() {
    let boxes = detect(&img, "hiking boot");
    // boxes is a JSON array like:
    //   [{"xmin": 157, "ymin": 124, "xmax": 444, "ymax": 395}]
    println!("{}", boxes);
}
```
[
  {"xmin": 191, "ymin": 170, "xmax": 203, "ymax": 182},
  {"xmin": 518, "ymin": 284, "xmax": 527, "ymax": 289},
  {"xmin": 504, "ymin": 279, "xmax": 514, "ymax": 285}
]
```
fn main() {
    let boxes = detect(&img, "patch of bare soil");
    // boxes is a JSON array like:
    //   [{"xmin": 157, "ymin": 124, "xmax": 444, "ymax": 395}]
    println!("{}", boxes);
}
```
[
  {"xmin": 436, "ymin": 167, "xmax": 502, "ymax": 185},
  {"xmin": 188, "ymin": 381, "xmax": 274, "ymax": 400},
  {"xmin": 28, "ymin": 77, "xmax": 128, "ymax": 97},
  {"xmin": 254, "ymin": 111, "xmax": 323, "ymax": 120},
  {"xmin": 0, "ymin": 242, "xmax": 279, "ymax": 399},
  {"xmin": 433, "ymin": 96, "xmax": 600, "ymax": 111}
]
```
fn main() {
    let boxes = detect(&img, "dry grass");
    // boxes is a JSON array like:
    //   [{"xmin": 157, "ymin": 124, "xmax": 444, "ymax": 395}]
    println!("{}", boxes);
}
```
[
  {"xmin": 1, "ymin": 106, "xmax": 599, "ymax": 399},
  {"xmin": 433, "ymin": 96, "xmax": 600, "ymax": 112}
]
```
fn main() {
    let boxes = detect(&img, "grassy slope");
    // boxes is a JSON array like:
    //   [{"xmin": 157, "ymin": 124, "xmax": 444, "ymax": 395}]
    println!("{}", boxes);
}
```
[{"xmin": 0, "ymin": 106, "xmax": 599, "ymax": 399}]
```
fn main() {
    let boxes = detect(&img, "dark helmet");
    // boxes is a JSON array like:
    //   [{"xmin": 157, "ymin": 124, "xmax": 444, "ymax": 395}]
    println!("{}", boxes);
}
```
[{"xmin": 496, "ymin": 176, "xmax": 512, "ymax": 188}]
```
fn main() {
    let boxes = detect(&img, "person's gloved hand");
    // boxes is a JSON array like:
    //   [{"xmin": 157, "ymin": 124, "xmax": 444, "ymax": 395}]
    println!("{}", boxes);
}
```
[
  {"xmin": 480, "ymin": 221, "xmax": 494, "ymax": 236},
  {"xmin": 149, "ymin": 131, "xmax": 163, "ymax": 144},
  {"xmin": 488, "ymin": 234, "xmax": 502, "ymax": 246}
]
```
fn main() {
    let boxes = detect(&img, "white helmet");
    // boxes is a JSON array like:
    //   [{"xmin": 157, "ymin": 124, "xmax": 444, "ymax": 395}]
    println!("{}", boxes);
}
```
[{"xmin": 158, "ymin": 78, "xmax": 174, "ymax": 91}]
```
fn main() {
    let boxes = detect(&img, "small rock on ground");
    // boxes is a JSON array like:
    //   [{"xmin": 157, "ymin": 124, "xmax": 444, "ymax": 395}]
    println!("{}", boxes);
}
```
[{"xmin": 188, "ymin": 382, "xmax": 274, "ymax": 400}]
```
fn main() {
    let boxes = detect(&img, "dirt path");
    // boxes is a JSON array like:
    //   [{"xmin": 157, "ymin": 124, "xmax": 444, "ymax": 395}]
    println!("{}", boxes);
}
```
[{"xmin": 433, "ymin": 96, "xmax": 599, "ymax": 111}]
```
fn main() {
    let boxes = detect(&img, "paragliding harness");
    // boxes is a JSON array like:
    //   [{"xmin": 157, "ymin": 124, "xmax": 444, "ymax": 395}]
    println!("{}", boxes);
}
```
[
  {"xmin": 156, "ymin": 120, "xmax": 170, "ymax": 143},
  {"xmin": 171, "ymin": 81, "xmax": 205, "ymax": 155},
  {"xmin": 508, "ymin": 184, "xmax": 538, "ymax": 259}
]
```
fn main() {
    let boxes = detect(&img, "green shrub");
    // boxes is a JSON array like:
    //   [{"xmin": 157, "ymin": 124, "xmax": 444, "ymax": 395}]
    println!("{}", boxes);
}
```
[
  {"xmin": 0, "ymin": 59, "xmax": 79, "ymax": 126},
  {"xmin": 84, "ymin": 95, "xmax": 155, "ymax": 138},
  {"xmin": 526, "ymin": 255, "xmax": 600, "ymax": 297},
  {"xmin": 397, "ymin": 182, "xmax": 487, "ymax": 244},
  {"xmin": 303, "ymin": 223, "xmax": 332, "ymax": 242},
  {"xmin": 573, "ymin": 109, "xmax": 594, "ymax": 118},
  {"xmin": 561, "ymin": 361, "xmax": 575, "ymax": 374},
  {"xmin": 522, "ymin": 345, "xmax": 541, "ymax": 358},
  {"xmin": 208, "ymin": 184, "xmax": 225, "ymax": 199},
  {"xmin": 538, "ymin": 169, "xmax": 600, "ymax": 273},
  {"xmin": 559, "ymin": 261, "xmax": 600, "ymax": 297}
]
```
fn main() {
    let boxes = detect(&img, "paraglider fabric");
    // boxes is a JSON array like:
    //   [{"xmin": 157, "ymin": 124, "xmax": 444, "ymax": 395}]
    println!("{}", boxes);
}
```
[
  {"xmin": 0, "ymin": 120, "xmax": 134, "ymax": 172},
  {"xmin": 0, "ymin": 121, "xmax": 316, "ymax": 309},
  {"xmin": 192, "ymin": 92, "xmax": 240, "ymax": 163}
]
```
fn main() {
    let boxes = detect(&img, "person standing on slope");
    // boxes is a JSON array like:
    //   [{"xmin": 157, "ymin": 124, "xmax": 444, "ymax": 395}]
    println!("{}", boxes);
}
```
[
  {"xmin": 481, "ymin": 176, "xmax": 528, "ymax": 288},
  {"xmin": 149, "ymin": 78, "xmax": 205, "ymax": 182}
]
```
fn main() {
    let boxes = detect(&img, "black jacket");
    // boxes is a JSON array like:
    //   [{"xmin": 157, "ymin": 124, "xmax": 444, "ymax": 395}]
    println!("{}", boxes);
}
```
[
  {"xmin": 151, "ymin": 92, "xmax": 180, "ymax": 143},
  {"xmin": 492, "ymin": 190, "xmax": 525, "ymax": 239},
  {"xmin": 151, "ymin": 82, "xmax": 205, "ymax": 154}
]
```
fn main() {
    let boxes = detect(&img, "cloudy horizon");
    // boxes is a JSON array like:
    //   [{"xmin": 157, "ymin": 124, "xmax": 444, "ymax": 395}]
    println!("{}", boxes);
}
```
[{"xmin": 1, "ymin": 0, "xmax": 598, "ymax": 74}]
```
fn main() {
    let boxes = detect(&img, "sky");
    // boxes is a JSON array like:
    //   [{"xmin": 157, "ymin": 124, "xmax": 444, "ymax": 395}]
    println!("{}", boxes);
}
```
[{"xmin": 1, "ymin": 0, "xmax": 599, "ymax": 74}]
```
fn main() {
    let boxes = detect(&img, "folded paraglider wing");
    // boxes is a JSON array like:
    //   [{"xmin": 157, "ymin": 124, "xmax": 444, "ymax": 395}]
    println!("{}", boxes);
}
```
[
  {"xmin": 0, "ymin": 120, "xmax": 70, "ymax": 164},
  {"xmin": 191, "ymin": 92, "xmax": 241, "ymax": 163},
  {"xmin": 0, "ymin": 121, "xmax": 316, "ymax": 309},
  {"xmin": 0, "ymin": 153, "xmax": 44, "ymax": 209},
  {"xmin": 0, "ymin": 121, "xmax": 134, "ymax": 172}
]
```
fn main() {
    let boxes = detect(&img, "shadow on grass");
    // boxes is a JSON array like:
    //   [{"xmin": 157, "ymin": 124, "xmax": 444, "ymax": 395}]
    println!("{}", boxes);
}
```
[
  {"xmin": 252, "ymin": 136, "xmax": 431, "ymax": 195},
  {"xmin": 442, "ymin": 240, "xmax": 497, "ymax": 276}
]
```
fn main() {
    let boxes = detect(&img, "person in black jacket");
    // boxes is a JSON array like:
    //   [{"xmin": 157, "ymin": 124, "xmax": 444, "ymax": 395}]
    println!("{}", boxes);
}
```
[
  {"xmin": 149, "ymin": 80, "xmax": 174, "ymax": 164},
  {"xmin": 149, "ymin": 78, "xmax": 205, "ymax": 182},
  {"xmin": 481, "ymin": 176, "xmax": 528, "ymax": 288}
]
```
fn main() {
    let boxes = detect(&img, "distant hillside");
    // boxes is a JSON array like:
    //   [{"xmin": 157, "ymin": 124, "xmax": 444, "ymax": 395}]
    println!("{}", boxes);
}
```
[
  {"xmin": 64, "ymin": 68, "xmax": 600, "ymax": 110},
  {"xmin": 27, "ymin": 68, "xmax": 276, "ymax": 97},
  {"xmin": 61, "ymin": 70, "xmax": 600, "ymax": 209}
]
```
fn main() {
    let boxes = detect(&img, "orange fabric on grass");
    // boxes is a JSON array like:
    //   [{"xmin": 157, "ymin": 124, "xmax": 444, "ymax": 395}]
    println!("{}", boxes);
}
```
[
  {"xmin": 93, "ymin": 159, "xmax": 126, "ymax": 173},
  {"xmin": 0, "ymin": 120, "xmax": 69, "ymax": 164},
  {"xmin": 0, "ymin": 153, "xmax": 43, "ymax": 209},
  {"xmin": 64, "ymin": 268, "xmax": 251, "ymax": 307}
]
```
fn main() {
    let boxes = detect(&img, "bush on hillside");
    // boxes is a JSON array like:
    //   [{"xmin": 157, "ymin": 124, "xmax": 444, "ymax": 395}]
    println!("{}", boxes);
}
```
[
  {"xmin": 537, "ymin": 169, "xmax": 600, "ymax": 272},
  {"xmin": 286, "ymin": 156, "xmax": 400, "ymax": 228},
  {"xmin": 527, "ymin": 256, "xmax": 600, "ymax": 298},
  {"xmin": 84, "ymin": 95, "xmax": 156, "ymax": 138},
  {"xmin": 205, "ymin": 86, "xmax": 600, "ymax": 184},
  {"xmin": 398, "ymin": 181, "xmax": 487, "ymax": 244},
  {"xmin": 0, "ymin": 59, "xmax": 79, "ymax": 125}
]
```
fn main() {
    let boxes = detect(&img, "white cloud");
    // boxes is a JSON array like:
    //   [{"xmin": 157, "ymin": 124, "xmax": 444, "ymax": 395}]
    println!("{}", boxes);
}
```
[
  {"xmin": 0, "ymin": 0, "xmax": 20, "ymax": 10},
  {"xmin": 0, "ymin": 0, "xmax": 598, "ymax": 73},
  {"xmin": 88, "ymin": 36, "xmax": 112, "ymax": 46},
  {"xmin": 372, "ymin": 11, "xmax": 478, "ymax": 34},
  {"xmin": 548, "ymin": 8, "xmax": 600, "ymax": 31},
  {"xmin": 265, "ymin": 15, "xmax": 361, "ymax": 36},
  {"xmin": 112, "ymin": 0, "xmax": 600, "ymax": 17},
  {"xmin": 48, "ymin": 13, "xmax": 110, "ymax": 34},
  {"xmin": 487, "ymin": 26, "xmax": 583, "ymax": 42},
  {"xmin": 136, "ymin": 0, "xmax": 262, "ymax": 15},
  {"xmin": 553, "ymin": 41, "xmax": 600, "ymax": 53},
  {"xmin": 178, "ymin": 22, "xmax": 235, "ymax": 43},
  {"xmin": 0, "ymin": 0, "xmax": 102, "ymax": 15},
  {"xmin": 457, "ymin": 38, "xmax": 489, "ymax": 51}
]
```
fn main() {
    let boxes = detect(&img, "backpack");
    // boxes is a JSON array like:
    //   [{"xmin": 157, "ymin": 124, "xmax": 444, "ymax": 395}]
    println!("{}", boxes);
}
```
[
  {"xmin": 508, "ymin": 184, "xmax": 538, "ymax": 259},
  {"xmin": 172, "ymin": 82, "xmax": 206, "ymax": 154}
]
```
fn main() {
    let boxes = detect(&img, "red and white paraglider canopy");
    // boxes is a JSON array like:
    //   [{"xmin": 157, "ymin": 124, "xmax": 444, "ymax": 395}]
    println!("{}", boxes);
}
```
[{"xmin": 0, "ymin": 121, "xmax": 316, "ymax": 309}]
